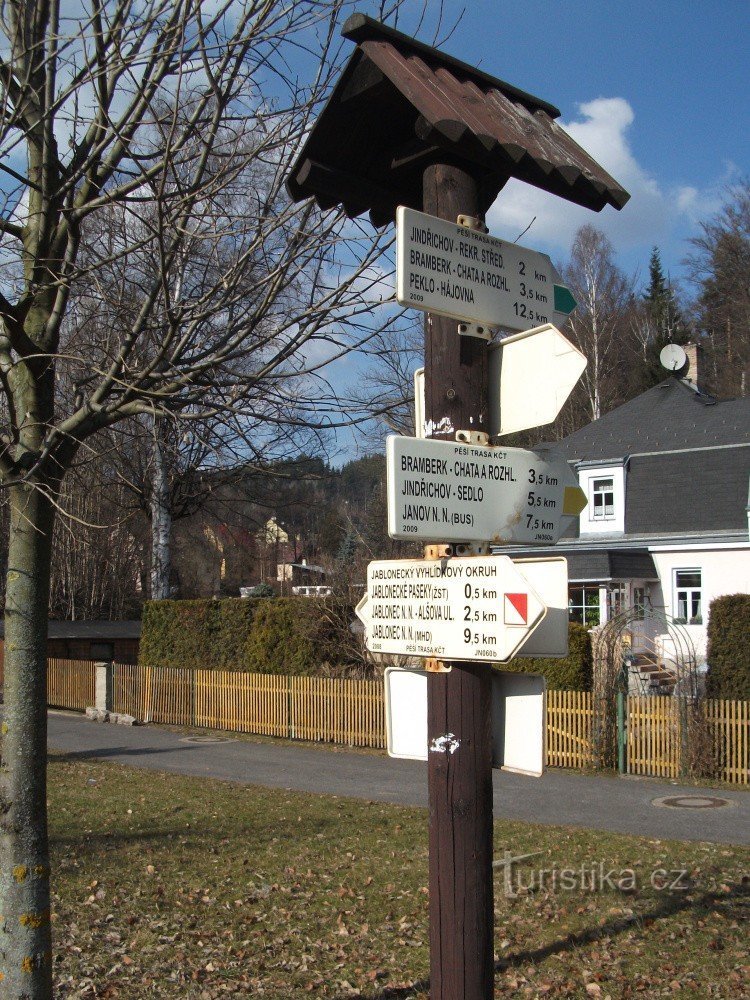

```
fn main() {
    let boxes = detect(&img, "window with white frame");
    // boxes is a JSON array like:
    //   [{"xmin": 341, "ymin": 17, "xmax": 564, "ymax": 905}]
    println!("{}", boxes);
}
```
[
  {"xmin": 632, "ymin": 586, "xmax": 647, "ymax": 620},
  {"xmin": 568, "ymin": 586, "xmax": 601, "ymax": 626},
  {"xmin": 592, "ymin": 478, "xmax": 615, "ymax": 520},
  {"xmin": 674, "ymin": 569, "xmax": 702, "ymax": 624},
  {"xmin": 578, "ymin": 462, "xmax": 626, "ymax": 535}
]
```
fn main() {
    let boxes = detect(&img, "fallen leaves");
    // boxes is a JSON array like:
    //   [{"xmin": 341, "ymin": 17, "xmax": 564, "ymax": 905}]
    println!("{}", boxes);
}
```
[{"xmin": 47, "ymin": 753, "xmax": 750, "ymax": 998}]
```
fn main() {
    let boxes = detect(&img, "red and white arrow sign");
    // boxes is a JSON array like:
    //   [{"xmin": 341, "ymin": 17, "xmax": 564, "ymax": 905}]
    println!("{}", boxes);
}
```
[
  {"xmin": 356, "ymin": 555, "xmax": 546, "ymax": 663},
  {"xmin": 504, "ymin": 593, "xmax": 529, "ymax": 626}
]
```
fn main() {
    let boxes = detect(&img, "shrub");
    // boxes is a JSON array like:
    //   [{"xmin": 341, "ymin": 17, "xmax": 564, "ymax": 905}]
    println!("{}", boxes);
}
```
[
  {"xmin": 498, "ymin": 623, "xmax": 592, "ymax": 691},
  {"xmin": 140, "ymin": 597, "xmax": 349, "ymax": 674},
  {"xmin": 705, "ymin": 594, "xmax": 750, "ymax": 700}
]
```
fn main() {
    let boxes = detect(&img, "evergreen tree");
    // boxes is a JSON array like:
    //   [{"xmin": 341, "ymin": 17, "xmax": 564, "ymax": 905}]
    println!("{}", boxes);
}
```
[
  {"xmin": 640, "ymin": 247, "xmax": 690, "ymax": 384},
  {"xmin": 336, "ymin": 530, "xmax": 360, "ymax": 568}
]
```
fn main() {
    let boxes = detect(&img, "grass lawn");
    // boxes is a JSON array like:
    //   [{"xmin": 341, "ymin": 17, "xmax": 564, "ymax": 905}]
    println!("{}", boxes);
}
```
[{"xmin": 49, "ymin": 753, "xmax": 748, "ymax": 999}]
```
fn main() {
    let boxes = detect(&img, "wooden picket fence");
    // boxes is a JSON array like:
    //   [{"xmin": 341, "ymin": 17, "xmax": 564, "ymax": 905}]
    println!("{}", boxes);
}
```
[
  {"xmin": 48, "ymin": 658, "xmax": 97, "ymax": 711},
  {"xmin": 704, "ymin": 698, "xmax": 750, "ymax": 786},
  {"xmin": 111, "ymin": 664, "xmax": 386, "ymax": 749},
  {"xmin": 3, "ymin": 657, "xmax": 748, "ymax": 783},
  {"xmin": 545, "ymin": 689, "xmax": 595, "ymax": 769},
  {"xmin": 547, "ymin": 690, "xmax": 749, "ymax": 785},
  {"xmin": 627, "ymin": 696, "xmax": 681, "ymax": 778}
]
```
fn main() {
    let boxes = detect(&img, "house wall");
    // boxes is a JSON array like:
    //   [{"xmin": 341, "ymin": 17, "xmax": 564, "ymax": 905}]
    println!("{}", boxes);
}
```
[{"xmin": 649, "ymin": 545, "xmax": 750, "ymax": 659}]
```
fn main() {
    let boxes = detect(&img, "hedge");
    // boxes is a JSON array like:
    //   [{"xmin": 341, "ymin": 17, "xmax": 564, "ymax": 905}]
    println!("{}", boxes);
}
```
[
  {"xmin": 705, "ymin": 594, "xmax": 750, "ymax": 700},
  {"xmin": 498, "ymin": 622, "xmax": 593, "ymax": 691},
  {"xmin": 140, "ymin": 597, "xmax": 350, "ymax": 674}
]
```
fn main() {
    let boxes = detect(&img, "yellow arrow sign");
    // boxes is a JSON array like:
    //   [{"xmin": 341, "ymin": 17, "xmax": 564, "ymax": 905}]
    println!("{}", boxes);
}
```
[{"xmin": 562, "ymin": 485, "xmax": 588, "ymax": 517}]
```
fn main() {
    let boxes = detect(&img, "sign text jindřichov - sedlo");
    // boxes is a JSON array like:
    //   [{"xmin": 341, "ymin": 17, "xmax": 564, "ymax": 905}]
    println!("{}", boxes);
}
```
[{"xmin": 386, "ymin": 436, "xmax": 587, "ymax": 545}]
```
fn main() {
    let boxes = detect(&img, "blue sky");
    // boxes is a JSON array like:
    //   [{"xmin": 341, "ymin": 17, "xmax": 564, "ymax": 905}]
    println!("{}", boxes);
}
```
[{"xmin": 362, "ymin": 0, "xmax": 750, "ymax": 292}]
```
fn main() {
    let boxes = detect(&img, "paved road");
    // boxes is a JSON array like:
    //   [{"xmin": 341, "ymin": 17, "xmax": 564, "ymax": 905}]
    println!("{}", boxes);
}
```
[{"xmin": 46, "ymin": 710, "xmax": 750, "ymax": 845}]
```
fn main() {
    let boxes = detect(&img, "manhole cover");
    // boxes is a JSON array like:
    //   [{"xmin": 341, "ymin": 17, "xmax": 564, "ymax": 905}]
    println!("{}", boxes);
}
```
[
  {"xmin": 180, "ymin": 735, "xmax": 235, "ymax": 745},
  {"xmin": 652, "ymin": 795, "xmax": 735, "ymax": 810}
]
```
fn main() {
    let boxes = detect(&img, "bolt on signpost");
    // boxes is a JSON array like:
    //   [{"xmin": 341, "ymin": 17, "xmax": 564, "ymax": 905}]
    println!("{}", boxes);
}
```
[{"xmin": 285, "ymin": 15, "xmax": 629, "ymax": 1000}]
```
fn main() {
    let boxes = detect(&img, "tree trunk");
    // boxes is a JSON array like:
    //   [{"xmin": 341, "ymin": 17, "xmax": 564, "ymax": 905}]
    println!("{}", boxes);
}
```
[
  {"xmin": 150, "ymin": 418, "xmax": 172, "ymax": 600},
  {"xmin": 0, "ymin": 485, "xmax": 55, "ymax": 998}
]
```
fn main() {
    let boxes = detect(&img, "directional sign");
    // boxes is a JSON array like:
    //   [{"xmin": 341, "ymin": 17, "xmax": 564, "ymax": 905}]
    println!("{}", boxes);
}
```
[
  {"xmin": 413, "ymin": 324, "xmax": 585, "ymax": 439},
  {"xmin": 357, "ymin": 555, "xmax": 546, "ymax": 662},
  {"xmin": 396, "ymin": 206, "xmax": 576, "ymax": 332},
  {"xmin": 359, "ymin": 556, "xmax": 569, "ymax": 659},
  {"xmin": 488, "ymin": 324, "xmax": 587, "ymax": 436},
  {"xmin": 386, "ymin": 435, "xmax": 587, "ymax": 545}
]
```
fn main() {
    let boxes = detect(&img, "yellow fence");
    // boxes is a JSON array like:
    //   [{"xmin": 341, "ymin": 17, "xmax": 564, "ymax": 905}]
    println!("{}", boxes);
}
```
[
  {"xmin": 627, "ymin": 696, "xmax": 681, "ymax": 779},
  {"xmin": 47, "ymin": 658, "xmax": 96, "ymax": 711},
  {"xmin": 111, "ymin": 664, "xmax": 386, "ymax": 749},
  {"xmin": 12, "ymin": 657, "xmax": 748, "ymax": 783},
  {"xmin": 546, "ymin": 690, "xmax": 595, "ymax": 769}
]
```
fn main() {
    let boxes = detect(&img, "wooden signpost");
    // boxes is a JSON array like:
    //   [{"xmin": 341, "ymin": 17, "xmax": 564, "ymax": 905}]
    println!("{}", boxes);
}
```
[{"xmin": 287, "ymin": 15, "xmax": 629, "ymax": 1000}]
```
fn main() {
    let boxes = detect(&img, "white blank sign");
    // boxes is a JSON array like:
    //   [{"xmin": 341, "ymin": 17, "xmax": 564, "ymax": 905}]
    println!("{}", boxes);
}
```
[{"xmin": 384, "ymin": 667, "xmax": 545, "ymax": 776}]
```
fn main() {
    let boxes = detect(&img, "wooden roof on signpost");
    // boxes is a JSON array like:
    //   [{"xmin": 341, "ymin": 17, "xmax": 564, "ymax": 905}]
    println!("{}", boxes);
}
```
[{"xmin": 287, "ymin": 14, "xmax": 630, "ymax": 226}]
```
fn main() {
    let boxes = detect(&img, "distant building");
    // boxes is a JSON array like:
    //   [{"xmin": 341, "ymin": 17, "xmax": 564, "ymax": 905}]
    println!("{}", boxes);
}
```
[
  {"xmin": 276, "ymin": 560, "xmax": 330, "ymax": 596},
  {"xmin": 506, "ymin": 368, "xmax": 750, "ymax": 664},
  {"xmin": 0, "ymin": 621, "xmax": 141, "ymax": 665}
]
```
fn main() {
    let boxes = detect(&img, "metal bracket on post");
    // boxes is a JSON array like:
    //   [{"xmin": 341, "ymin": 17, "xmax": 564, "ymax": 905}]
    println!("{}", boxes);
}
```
[
  {"xmin": 424, "ymin": 541, "xmax": 490, "ymax": 559},
  {"xmin": 425, "ymin": 658, "xmax": 452, "ymax": 674},
  {"xmin": 454, "ymin": 542, "xmax": 490, "ymax": 556},
  {"xmin": 458, "ymin": 321, "xmax": 494, "ymax": 341},
  {"xmin": 424, "ymin": 543, "xmax": 454, "ymax": 559},
  {"xmin": 456, "ymin": 429, "xmax": 489, "ymax": 446},
  {"xmin": 457, "ymin": 214, "xmax": 488, "ymax": 234}
]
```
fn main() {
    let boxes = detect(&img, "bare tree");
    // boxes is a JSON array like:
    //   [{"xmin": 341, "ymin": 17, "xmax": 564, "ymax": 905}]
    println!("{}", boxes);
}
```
[
  {"xmin": 685, "ymin": 179, "xmax": 750, "ymax": 397},
  {"xmin": 0, "ymin": 1, "xmax": 408, "ymax": 992},
  {"xmin": 563, "ymin": 225, "xmax": 635, "ymax": 420}
]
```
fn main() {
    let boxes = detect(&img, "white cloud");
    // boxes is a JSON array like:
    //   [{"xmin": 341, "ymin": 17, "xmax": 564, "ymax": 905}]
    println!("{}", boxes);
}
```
[{"xmin": 486, "ymin": 97, "xmax": 723, "ymax": 269}]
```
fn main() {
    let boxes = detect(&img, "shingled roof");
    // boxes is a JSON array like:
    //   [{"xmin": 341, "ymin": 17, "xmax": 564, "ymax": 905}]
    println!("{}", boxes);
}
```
[
  {"xmin": 553, "ymin": 379, "xmax": 750, "ymax": 461},
  {"xmin": 287, "ymin": 14, "xmax": 630, "ymax": 226}
]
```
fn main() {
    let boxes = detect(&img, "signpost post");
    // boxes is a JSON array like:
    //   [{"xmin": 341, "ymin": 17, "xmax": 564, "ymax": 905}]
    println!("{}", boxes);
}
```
[{"xmin": 419, "ymin": 163, "xmax": 496, "ymax": 1000}]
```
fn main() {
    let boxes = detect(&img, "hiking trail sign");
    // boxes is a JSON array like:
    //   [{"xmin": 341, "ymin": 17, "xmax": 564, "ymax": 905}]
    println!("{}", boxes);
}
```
[
  {"xmin": 413, "ymin": 323, "xmax": 586, "ymax": 439},
  {"xmin": 396, "ymin": 206, "xmax": 576, "ymax": 332},
  {"xmin": 356, "ymin": 555, "xmax": 546, "ymax": 663},
  {"xmin": 386, "ymin": 435, "xmax": 587, "ymax": 545}
]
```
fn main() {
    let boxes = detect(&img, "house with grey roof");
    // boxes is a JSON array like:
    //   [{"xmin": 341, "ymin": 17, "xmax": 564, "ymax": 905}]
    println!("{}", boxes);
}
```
[{"xmin": 507, "ymin": 354, "xmax": 750, "ymax": 666}]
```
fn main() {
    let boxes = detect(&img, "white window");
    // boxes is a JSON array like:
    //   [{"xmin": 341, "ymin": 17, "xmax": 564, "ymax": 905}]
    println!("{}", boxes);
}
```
[
  {"xmin": 577, "ymin": 462, "xmax": 625, "ymax": 535},
  {"xmin": 674, "ymin": 569, "xmax": 702, "ymax": 624},
  {"xmin": 568, "ymin": 586, "xmax": 601, "ymax": 626},
  {"xmin": 592, "ymin": 478, "xmax": 615, "ymax": 520}
]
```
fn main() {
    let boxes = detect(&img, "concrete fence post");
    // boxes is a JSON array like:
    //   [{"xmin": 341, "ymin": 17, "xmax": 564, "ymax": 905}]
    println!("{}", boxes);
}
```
[{"xmin": 95, "ymin": 660, "xmax": 114, "ymax": 713}]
